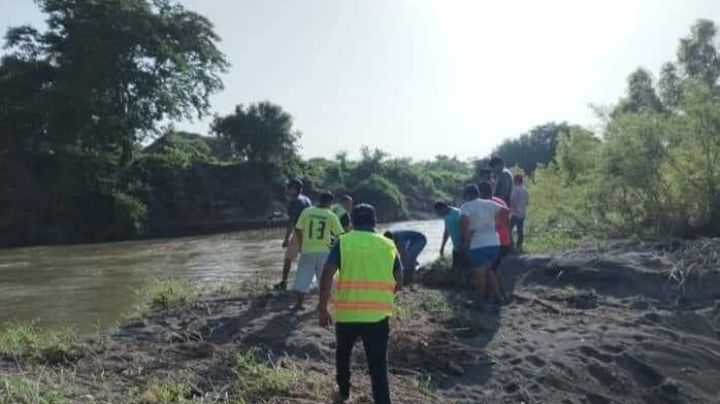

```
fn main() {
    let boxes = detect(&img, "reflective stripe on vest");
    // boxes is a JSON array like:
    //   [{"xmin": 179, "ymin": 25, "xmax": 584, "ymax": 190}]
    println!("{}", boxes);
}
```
[{"xmin": 334, "ymin": 231, "xmax": 397, "ymax": 323}]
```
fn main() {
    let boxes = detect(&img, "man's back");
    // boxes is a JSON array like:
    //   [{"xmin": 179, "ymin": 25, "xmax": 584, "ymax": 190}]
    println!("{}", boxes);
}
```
[
  {"xmin": 511, "ymin": 185, "xmax": 529, "ymax": 219},
  {"xmin": 296, "ymin": 206, "xmax": 343, "ymax": 253},
  {"xmin": 493, "ymin": 168, "xmax": 513, "ymax": 205},
  {"xmin": 288, "ymin": 194, "xmax": 311, "ymax": 224}
]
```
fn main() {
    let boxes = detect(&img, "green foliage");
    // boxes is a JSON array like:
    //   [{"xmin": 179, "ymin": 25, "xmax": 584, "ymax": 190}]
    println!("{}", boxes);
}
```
[
  {"xmin": 112, "ymin": 191, "xmax": 148, "ymax": 238},
  {"xmin": 212, "ymin": 102, "xmax": 300, "ymax": 166},
  {"xmin": 523, "ymin": 233, "xmax": 581, "ymax": 254},
  {"xmin": 529, "ymin": 19, "xmax": 720, "ymax": 240},
  {"xmin": 486, "ymin": 122, "xmax": 571, "ymax": 175},
  {"xmin": 353, "ymin": 174, "xmax": 407, "ymax": 221},
  {"xmin": 0, "ymin": 375, "xmax": 70, "ymax": 404},
  {"xmin": 0, "ymin": 322, "xmax": 78, "ymax": 364},
  {"xmin": 145, "ymin": 279, "xmax": 192, "ymax": 311},
  {"xmin": 0, "ymin": 0, "xmax": 227, "ymax": 246},
  {"xmin": 612, "ymin": 68, "xmax": 664, "ymax": 116},
  {"xmin": 233, "ymin": 348, "xmax": 325, "ymax": 398}
]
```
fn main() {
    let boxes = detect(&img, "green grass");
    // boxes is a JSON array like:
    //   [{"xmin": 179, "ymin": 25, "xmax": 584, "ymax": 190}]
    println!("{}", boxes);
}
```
[
  {"xmin": 233, "ymin": 348, "xmax": 326, "ymax": 399},
  {"xmin": 0, "ymin": 375, "xmax": 70, "ymax": 404},
  {"xmin": 522, "ymin": 233, "xmax": 581, "ymax": 253},
  {"xmin": 396, "ymin": 292, "xmax": 452, "ymax": 321},
  {"xmin": 132, "ymin": 380, "xmax": 203, "ymax": 404},
  {"xmin": 0, "ymin": 322, "xmax": 78, "ymax": 364},
  {"xmin": 146, "ymin": 279, "xmax": 193, "ymax": 311},
  {"xmin": 559, "ymin": 285, "xmax": 579, "ymax": 298},
  {"xmin": 426, "ymin": 256, "xmax": 452, "ymax": 271}
]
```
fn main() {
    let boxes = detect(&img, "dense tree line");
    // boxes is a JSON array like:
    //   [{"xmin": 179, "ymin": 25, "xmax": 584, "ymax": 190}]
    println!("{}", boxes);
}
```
[{"xmin": 529, "ymin": 19, "xmax": 720, "ymax": 239}]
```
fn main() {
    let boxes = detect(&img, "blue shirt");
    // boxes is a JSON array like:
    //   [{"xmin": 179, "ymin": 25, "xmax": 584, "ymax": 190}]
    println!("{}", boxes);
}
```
[
  {"xmin": 444, "ymin": 207, "xmax": 462, "ymax": 250},
  {"xmin": 287, "ymin": 194, "xmax": 311, "ymax": 224},
  {"xmin": 326, "ymin": 226, "xmax": 402, "ymax": 272}
]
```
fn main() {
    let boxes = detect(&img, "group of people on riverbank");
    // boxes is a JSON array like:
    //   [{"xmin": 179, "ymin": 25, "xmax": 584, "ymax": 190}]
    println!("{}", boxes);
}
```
[
  {"xmin": 270, "ymin": 155, "xmax": 528, "ymax": 404},
  {"xmin": 435, "ymin": 156, "xmax": 529, "ymax": 304}
]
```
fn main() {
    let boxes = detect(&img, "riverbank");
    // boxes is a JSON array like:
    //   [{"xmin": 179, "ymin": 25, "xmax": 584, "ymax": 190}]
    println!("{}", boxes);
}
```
[{"xmin": 2, "ymin": 239, "xmax": 720, "ymax": 403}]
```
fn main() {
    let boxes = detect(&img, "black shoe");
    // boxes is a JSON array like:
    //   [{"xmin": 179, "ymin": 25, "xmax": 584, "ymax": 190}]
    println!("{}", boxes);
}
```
[{"xmin": 273, "ymin": 281, "xmax": 287, "ymax": 291}]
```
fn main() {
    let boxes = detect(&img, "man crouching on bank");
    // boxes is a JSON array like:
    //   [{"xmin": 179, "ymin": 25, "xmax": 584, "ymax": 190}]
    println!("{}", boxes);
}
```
[{"xmin": 317, "ymin": 204, "xmax": 403, "ymax": 404}]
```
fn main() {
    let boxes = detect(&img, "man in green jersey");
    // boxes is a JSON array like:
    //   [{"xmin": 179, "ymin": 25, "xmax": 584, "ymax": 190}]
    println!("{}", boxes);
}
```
[
  {"xmin": 293, "ymin": 191, "xmax": 344, "ymax": 310},
  {"xmin": 331, "ymin": 194, "xmax": 353, "ymax": 232}
]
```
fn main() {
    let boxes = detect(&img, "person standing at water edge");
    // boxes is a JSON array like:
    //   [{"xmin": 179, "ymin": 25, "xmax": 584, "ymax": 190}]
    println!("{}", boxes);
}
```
[
  {"xmin": 384, "ymin": 230, "xmax": 426, "ymax": 285},
  {"xmin": 490, "ymin": 156, "xmax": 514, "ymax": 206},
  {"xmin": 275, "ymin": 179, "xmax": 311, "ymax": 290},
  {"xmin": 489, "ymin": 195, "xmax": 511, "ymax": 303},
  {"xmin": 434, "ymin": 201, "xmax": 466, "ymax": 269},
  {"xmin": 331, "ymin": 195, "xmax": 354, "ymax": 232},
  {"xmin": 460, "ymin": 183, "xmax": 508, "ymax": 303},
  {"xmin": 293, "ymin": 191, "xmax": 344, "ymax": 310},
  {"xmin": 318, "ymin": 204, "xmax": 403, "ymax": 404},
  {"xmin": 510, "ymin": 174, "xmax": 529, "ymax": 250}
]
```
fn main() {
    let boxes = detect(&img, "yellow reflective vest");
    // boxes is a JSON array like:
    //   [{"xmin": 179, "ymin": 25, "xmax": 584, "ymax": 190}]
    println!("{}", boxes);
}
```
[{"xmin": 334, "ymin": 230, "xmax": 397, "ymax": 323}]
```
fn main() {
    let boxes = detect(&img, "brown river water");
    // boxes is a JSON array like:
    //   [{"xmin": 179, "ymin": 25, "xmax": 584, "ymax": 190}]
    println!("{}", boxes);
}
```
[{"xmin": 0, "ymin": 220, "xmax": 444, "ymax": 332}]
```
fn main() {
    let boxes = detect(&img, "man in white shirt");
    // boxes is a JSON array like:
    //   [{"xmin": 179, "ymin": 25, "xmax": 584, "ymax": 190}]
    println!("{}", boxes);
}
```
[{"xmin": 510, "ymin": 174, "xmax": 529, "ymax": 250}]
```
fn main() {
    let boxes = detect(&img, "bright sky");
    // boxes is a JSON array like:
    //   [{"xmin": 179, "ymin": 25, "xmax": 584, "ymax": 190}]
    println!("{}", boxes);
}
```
[{"xmin": 2, "ymin": 0, "xmax": 719, "ymax": 160}]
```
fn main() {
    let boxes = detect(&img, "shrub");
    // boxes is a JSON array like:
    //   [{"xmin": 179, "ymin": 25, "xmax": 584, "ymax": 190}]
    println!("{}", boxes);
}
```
[
  {"xmin": 352, "ymin": 174, "xmax": 407, "ymax": 221},
  {"xmin": 0, "ymin": 322, "xmax": 78, "ymax": 364}
]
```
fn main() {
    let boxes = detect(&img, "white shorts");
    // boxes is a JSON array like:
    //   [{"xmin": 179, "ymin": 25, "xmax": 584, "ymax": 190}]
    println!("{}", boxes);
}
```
[{"xmin": 293, "ymin": 252, "xmax": 329, "ymax": 294}]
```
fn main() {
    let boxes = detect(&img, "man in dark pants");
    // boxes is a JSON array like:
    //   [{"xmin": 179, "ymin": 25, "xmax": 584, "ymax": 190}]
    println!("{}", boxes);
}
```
[
  {"xmin": 318, "ymin": 204, "xmax": 403, "ymax": 404},
  {"xmin": 383, "ymin": 230, "xmax": 426, "ymax": 285}
]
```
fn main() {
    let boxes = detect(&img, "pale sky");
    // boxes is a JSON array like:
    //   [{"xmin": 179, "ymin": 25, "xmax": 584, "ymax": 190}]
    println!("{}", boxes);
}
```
[{"xmin": 2, "ymin": 0, "xmax": 719, "ymax": 160}]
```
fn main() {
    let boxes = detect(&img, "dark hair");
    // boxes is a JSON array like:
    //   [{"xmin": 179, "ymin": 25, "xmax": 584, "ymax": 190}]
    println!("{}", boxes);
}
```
[
  {"xmin": 383, "ymin": 231, "xmax": 394, "ymax": 240},
  {"xmin": 339, "ymin": 194, "xmax": 353, "ymax": 203},
  {"xmin": 287, "ymin": 178, "xmax": 303, "ymax": 191},
  {"xmin": 489, "ymin": 156, "xmax": 504, "ymax": 168},
  {"xmin": 478, "ymin": 167, "xmax": 492, "ymax": 177},
  {"xmin": 352, "ymin": 204, "xmax": 377, "ymax": 227},
  {"xmin": 462, "ymin": 184, "xmax": 480, "ymax": 200},
  {"xmin": 433, "ymin": 201, "xmax": 449, "ymax": 212},
  {"xmin": 514, "ymin": 174, "xmax": 524, "ymax": 184},
  {"xmin": 478, "ymin": 181, "xmax": 493, "ymax": 199},
  {"xmin": 319, "ymin": 191, "xmax": 334, "ymax": 205}
]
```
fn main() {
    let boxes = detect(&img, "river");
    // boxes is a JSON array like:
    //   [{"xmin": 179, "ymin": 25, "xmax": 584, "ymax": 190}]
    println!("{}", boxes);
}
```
[{"xmin": 0, "ymin": 220, "xmax": 444, "ymax": 332}]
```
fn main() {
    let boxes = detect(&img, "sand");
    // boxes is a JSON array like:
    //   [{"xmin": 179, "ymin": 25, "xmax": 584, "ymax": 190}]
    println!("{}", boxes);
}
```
[{"xmin": 2, "ymin": 239, "xmax": 719, "ymax": 403}]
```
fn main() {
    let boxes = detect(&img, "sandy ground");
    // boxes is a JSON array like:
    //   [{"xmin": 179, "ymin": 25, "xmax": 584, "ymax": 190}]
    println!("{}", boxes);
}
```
[{"xmin": 2, "ymin": 239, "xmax": 720, "ymax": 403}]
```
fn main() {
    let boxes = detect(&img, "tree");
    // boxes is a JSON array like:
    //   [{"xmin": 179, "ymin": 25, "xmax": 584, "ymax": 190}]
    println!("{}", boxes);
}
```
[
  {"xmin": 211, "ymin": 102, "xmax": 301, "ymax": 165},
  {"xmin": 613, "ymin": 68, "xmax": 664, "ymax": 116},
  {"xmin": 487, "ymin": 122, "xmax": 571, "ymax": 174},
  {"xmin": 3, "ymin": 0, "xmax": 228, "ymax": 164},
  {"xmin": 658, "ymin": 62, "xmax": 683, "ymax": 109},
  {"xmin": 555, "ymin": 127, "xmax": 600, "ymax": 184},
  {"xmin": 677, "ymin": 19, "xmax": 720, "ymax": 86}
]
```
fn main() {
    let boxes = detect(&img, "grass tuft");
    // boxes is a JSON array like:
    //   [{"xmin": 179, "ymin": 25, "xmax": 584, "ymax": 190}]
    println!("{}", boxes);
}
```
[
  {"xmin": 396, "ymin": 292, "xmax": 452, "ymax": 321},
  {"xmin": 523, "ymin": 233, "xmax": 580, "ymax": 253},
  {"xmin": 146, "ymin": 279, "xmax": 193, "ymax": 311},
  {"xmin": 233, "ymin": 348, "xmax": 326, "ymax": 399},
  {"xmin": 559, "ymin": 285, "xmax": 579, "ymax": 298},
  {"xmin": 0, "ymin": 375, "xmax": 70, "ymax": 404},
  {"xmin": 0, "ymin": 322, "xmax": 78, "ymax": 364}
]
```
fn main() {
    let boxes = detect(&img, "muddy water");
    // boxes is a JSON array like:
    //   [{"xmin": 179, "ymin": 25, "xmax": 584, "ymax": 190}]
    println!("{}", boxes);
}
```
[{"xmin": 0, "ymin": 220, "xmax": 444, "ymax": 332}]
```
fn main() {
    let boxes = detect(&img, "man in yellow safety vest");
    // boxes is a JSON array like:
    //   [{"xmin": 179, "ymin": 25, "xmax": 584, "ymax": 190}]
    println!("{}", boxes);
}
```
[{"xmin": 318, "ymin": 204, "xmax": 403, "ymax": 404}]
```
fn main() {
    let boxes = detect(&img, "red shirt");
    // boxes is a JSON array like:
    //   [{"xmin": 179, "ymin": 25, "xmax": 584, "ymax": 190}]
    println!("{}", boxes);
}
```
[{"xmin": 491, "ymin": 197, "xmax": 511, "ymax": 246}]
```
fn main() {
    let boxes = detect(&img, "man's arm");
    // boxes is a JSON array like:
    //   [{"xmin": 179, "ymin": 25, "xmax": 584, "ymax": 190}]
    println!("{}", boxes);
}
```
[
  {"xmin": 295, "ymin": 229, "xmax": 303, "ymax": 250},
  {"xmin": 393, "ymin": 255, "xmax": 404, "ymax": 293},
  {"xmin": 460, "ymin": 214, "xmax": 471, "ymax": 249},
  {"xmin": 283, "ymin": 220, "xmax": 294, "ymax": 247},
  {"xmin": 318, "ymin": 261, "xmax": 337, "ymax": 310},
  {"xmin": 440, "ymin": 229, "xmax": 449, "ymax": 256}
]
